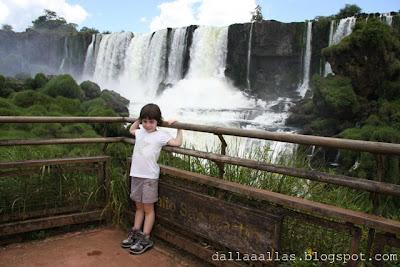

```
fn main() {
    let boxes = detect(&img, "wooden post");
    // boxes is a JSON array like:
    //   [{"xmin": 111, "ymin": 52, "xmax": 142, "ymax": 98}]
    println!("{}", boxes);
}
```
[
  {"xmin": 372, "ymin": 154, "xmax": 386, "ymax": 215},
  {"xmin": 216, "ymin": 134, "xmax": 227, "ymax": 178},
  {"xmin": 347, "ymin": 224, "xmax": 361, "ymax": 267}
]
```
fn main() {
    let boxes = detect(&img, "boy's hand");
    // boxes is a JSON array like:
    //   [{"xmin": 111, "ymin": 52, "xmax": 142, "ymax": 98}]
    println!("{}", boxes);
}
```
[{"xmin": 166, "ymin": 119, "xmax": 177, "ymax": 125}]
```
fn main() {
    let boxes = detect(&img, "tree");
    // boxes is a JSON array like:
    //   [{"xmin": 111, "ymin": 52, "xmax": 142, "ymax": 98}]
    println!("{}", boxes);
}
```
[
  {"xmin": 1, "ymin": 24, "xmax": 13, "ymax": 32},
  {"xmin": 79, "ymin": 27, "xmax": 99, "ymax": 34},
  {"xmin": 336, "ymin": 4, "xmax": 361, "ymax": 19},
  {"xmin": 251, "ymin": 5, "xmax": 263, "ymax": 22},
  {"xmin": 31, "ymin": 9, "xmax": 77, "ymax": 33}
]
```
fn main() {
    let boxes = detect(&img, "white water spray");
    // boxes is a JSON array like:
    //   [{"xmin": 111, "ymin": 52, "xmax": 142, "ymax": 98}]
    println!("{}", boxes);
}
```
[
  {"xmin": 298, "ymin": 21, "xmax": 312, "ymax": 98},
  {"xmin": 246, "ymin": 22, "xmax": 254, "ymax": 90}
]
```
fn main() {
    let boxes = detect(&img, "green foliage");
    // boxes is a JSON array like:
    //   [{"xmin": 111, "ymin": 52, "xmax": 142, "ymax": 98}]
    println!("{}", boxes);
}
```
[
  {"xmin": 12, "ymin": 90, "xmax": 52, "ymax": 108},
  {"xmin": 336, "ymin": 4, "xmax": 361, "ymax": 19},
  {"xmin": 31, "ymin": 9, "xmax": 77, "ymax": 33},
  {"xmin": 1, "ymin": 24, "xmax": 13, "ymax": 32},
  {"xmin": 32, "ymin": 73, "xmax": 48, "ymax": 89},
  {"xmin": 312, "ymin": 75, "xmax": 360, "ymax": 120},
  {"xmin": 323, "ymin": 19, "xmax": 400, "ymax": 100},
  {"xmin": 0, "ymin": 75, "xmax": 10, "ymax": 97},
  {"xmin": 81, "ymin": 98, "xmax": 107, "ymax": 114},
  {"xmin": 251, "ymin": 4, "xmax": 263, "ymax": 22},
  {"xmin": 80, "ymin": 80, "xmax": 101, "ymax": 100},
  {"xmin": 54, "ymin": 96, "xmax": 83, "ymax": 115},
  {"xmin": 100, "ymin": 89, "xmax": 129, "ymax": 116},
  {"xmin": 79, "ymin": 27, "xmax": 99, "ymax": 34},
  {"xmin": 43, "ymin": 74, "xmax": 84, "ymax": 99}
]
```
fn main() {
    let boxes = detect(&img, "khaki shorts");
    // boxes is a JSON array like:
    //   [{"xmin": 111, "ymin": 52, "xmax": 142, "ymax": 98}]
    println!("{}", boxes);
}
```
[{"xmin": 130, "ymin": 177, "xmax": 159, "ymax": 203}]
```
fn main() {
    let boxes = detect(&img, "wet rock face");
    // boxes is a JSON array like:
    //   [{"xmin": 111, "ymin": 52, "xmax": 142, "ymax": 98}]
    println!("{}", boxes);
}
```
[
  {"xmin": 226, "ymin": 21, "xmax": 305, "ymax": 100},
  {"xmin": 0, "ymin": 30, "xmax": 91, "ymax": 77}
]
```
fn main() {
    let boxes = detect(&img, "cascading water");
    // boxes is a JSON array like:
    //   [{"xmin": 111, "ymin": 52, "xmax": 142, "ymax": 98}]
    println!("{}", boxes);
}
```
[
  {"xmin": 58, "ymin": 37, "xmax": 69, "ymax": 73},
  {"xmin": 382, "ymin": 13, "xmax": 393, "ymax": 26},
  {"xmin": 298, "ymin": 21, "xmax": 312, "ymax": 98},
  {"xmin": 324, "ymin": 16, "xmax": 356, "ymax": 76},
  {"xmin": 246, "ymin": 22, "xmax": 254, "ymax": 90},
  {"xmin": 186, "ymin": 26, "xmax": 228, "ymax": 78},
  {"xmin": 93, "ymin": 32, "xmax": 133, "ymax": 85},
  {"xmin": 82, "ymin": 34, "xmax": 96, "ymax": 78},
  {"xmin": 143, "ymin": 29, "xmax": 168, "ymax": 95},
  {"xmin": 85, "ymin": 25, "xmax": 297, "ymax": 162},
  {"xmin": 165, "ymin": 27, "xmax": 186, "ymax": 85},
  {"xmin": 324, "ymin": 20, "xmax": 335, "ymax": 76}
]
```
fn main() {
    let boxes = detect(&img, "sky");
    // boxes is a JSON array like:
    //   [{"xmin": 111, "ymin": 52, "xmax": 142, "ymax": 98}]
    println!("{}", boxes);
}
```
[{"xmin": 0, "ymin": 0, "xmax": 399, "ymax": 33}]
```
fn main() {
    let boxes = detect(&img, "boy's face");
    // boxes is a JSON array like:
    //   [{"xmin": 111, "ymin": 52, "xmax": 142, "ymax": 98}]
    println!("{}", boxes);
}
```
[{"xmin": 141, "ymin": 118, "xmax": 157, "ymax": 132}]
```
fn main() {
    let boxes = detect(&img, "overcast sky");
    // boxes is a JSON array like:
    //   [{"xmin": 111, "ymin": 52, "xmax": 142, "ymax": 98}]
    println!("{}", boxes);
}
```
[{"xmin": 0, "ymin": 0, "xmax": 399, "ymax": 33}]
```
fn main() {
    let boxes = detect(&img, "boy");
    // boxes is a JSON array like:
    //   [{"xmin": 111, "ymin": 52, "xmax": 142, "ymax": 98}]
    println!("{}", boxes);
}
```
[{"xmin": 122, "ymin": 103, "xmax": 183, "ymax": 254}]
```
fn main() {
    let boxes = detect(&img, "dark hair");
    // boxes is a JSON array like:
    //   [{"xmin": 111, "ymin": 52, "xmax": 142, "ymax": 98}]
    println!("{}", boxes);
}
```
[{"xmin": 139, "ymin": 103, "xmax": 163, "ymax": 125}]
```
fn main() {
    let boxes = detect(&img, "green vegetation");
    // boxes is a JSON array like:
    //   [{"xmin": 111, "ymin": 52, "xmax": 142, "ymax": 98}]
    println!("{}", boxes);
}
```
[
  {"xmin": 30, "ymin": 9, "xmax": 78, "ymax": 33},
  {"xmin": 43, "ymin": 74, "xmax": 84, "ymax": 99},
  {"xmin": 287, "ymin": 18, "xmax": 400, "ymax": 219},
  {"xmin": 1, "ymin": 24, "xmax": 13, "ymax": 32},
  {"xmin": 0, "ymin": 73, "xmax": 129, "ymax": 137},
  {"xmin": 336, "ymin": 4, "xmax": 361, "ymax": 19},
  {"xmin": 0, "ymin": 73, "xmax": 132, "ymax": 228},
  {"xmin": 79, "ymin": 27, "xmax": 99, "ymax": 34},
  {"xmin": 251, "ymin": 5, "xmax": 263, "ymax": 22}
]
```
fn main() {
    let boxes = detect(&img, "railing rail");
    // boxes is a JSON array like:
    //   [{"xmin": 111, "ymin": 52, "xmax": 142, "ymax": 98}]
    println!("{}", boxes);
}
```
[{"xmin": 2, "ymin": 116, "xmax": 400, "ymax": 155}]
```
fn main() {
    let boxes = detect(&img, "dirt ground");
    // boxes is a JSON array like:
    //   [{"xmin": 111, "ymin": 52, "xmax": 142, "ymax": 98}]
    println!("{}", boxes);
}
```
[{"xmin": 0, "ymin": 226, "xmax": 203, "ymax": 267}]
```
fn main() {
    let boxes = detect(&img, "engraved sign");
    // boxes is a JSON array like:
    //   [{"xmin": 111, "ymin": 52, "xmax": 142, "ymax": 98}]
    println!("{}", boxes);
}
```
[{"xmin": 157, "ymin": 181, "xmax": 282, "ymax": 254}]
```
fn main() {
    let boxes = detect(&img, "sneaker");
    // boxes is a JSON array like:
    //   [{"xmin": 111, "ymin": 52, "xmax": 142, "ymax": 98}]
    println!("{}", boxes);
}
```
[
  {"xmin": 121, "ymin": 229, "xmax": 143, "ymax": 248},
  {"xmin": 129, "ymin": 235, "xmax": 154, "ymax": 255}
]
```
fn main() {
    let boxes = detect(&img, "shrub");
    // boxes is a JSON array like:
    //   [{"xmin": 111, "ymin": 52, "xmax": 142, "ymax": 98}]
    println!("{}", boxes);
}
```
[
  {"xmin": 43, "ymin": 74, "xmax": 83, "ymax": 99},
  {"xmin": 80, "ymin": 80, "xmax": 101, "ymax": 100},
  {"xmin": 312, "ymin": 75, "xmax": 360, "ymax": 120},
  {"xmin": 32, "ymin": 73, "xmax": 48, "ymax": 89},
  {"xmin": 12, "ymin": 90, "xmax": 52, "ymax": 108}
]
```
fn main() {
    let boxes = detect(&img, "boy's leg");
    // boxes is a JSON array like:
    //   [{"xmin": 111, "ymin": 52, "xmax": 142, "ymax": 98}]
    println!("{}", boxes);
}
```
[
  {"xmin": 142, "ymin": 203, "xmax": 155, "ymax": 235},
  {"xmin": 121, "ymin": 202, "xmax": 144, "ymax": 248},
  {"xmin": 129, "ymin": 202, "xmax": 155, "ymax": 254},
  {"xmin": 133, "ymin": 202, "xmax": 144, "ymax": 230}
]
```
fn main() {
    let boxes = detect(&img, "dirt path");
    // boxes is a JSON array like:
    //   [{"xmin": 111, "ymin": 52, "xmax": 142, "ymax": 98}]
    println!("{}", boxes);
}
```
[{"xmin": 0, "ymin": 227, "xmax": 195, "ymax": 267}]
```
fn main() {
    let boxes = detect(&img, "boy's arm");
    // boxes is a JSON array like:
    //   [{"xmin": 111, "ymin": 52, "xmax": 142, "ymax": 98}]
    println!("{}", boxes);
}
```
[
  {"xmin": 129, "ymin": 119, "xmax": 140, "ymax": 136},
  {"xmin": 167, "ymin": 129, "xmax": 183, "ymax": 147},
  {"xmin": 166, "ymin": 120, "xmax": 183, "ymax": 147}
]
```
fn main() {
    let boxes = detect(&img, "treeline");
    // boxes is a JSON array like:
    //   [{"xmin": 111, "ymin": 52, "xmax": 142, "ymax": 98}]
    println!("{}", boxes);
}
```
[{"xmin": 2, "ymin": 9, "xmax": 103, "ymax": 34}]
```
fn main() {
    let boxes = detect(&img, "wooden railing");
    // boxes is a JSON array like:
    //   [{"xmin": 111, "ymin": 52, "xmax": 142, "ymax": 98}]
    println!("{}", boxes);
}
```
[{"xmin": 1, "ymin": 116, "xmax": 399, "ymax": 266}]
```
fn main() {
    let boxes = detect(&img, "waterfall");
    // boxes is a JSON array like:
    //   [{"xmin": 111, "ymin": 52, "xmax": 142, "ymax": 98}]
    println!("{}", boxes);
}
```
[
  {"xmin": 332, "ymin": 16, "xmax": 356, "ymax": 45},
  {"xmin": 165, "ymin": 27, "xmax": 187, "ymax": 85},
  {"xmin": 246, "ymin": 22, "xmax": 254, "ymax": 90},
  {"xmin": 119, "ymin": 30, "xmax": 169, "ymax": 99},
  {"xmin": 144, "ymin": 29, "xmax": 169, "ymax": 94},
  {"xmin": 324, "ymin": 16, "xmax": 356, "ymax": 76},
  {"xmin": 93, "ymin": 32, "xmax": 133, "ymax": 84},
  {"xmin": 298, "ymin": 21, "xmax": 312, "ymax": 98},
  {"xmin": 187, "ymin": 26, "xmax": 228, "ymax": 78},
  {"xmin": 324, "ymin": 20, "xmax": 335, "ymax": 76},
  {"xmin": 83, "ymin": 34, "xmax": 96, "ymax": 78},
  {"xmin": 383, "ymin": 13, "xmax": 393, "ymax": 26},
  {"xmin": 58, "ymin": 37, "xmax": 69, "ymax": 73}
]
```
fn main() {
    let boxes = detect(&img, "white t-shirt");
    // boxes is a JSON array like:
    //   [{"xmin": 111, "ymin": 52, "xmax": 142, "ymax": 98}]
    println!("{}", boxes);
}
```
[{"xmin": 130, "ymin": 126, "xmax": 173, "ymax": 179}]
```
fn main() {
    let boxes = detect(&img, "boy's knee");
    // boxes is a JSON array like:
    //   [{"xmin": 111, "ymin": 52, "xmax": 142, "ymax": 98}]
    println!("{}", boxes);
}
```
[
  {"xmin": 143, "ymin": 203, "xmax": 154, "ymax": 214},
  {"xmin": 135, "ymin": 202, "xmax": 144, "ymax": 210}
]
